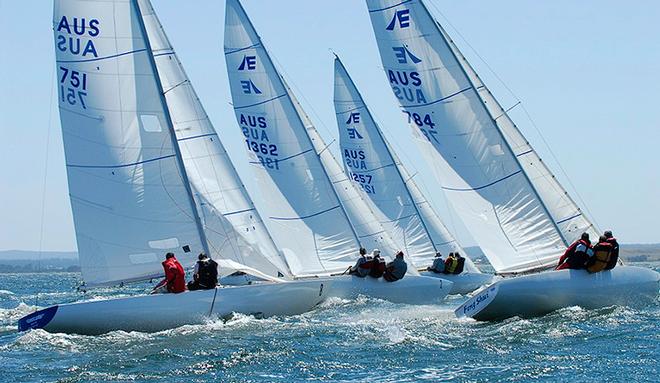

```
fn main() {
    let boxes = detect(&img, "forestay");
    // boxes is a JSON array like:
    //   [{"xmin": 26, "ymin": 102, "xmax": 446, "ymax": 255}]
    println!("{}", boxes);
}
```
[
  {"xmin": 224, "ymin": 0, "xmax": 366, "ymax": 275},
  {"xmin": 366, "ymin": 0, "xmax": 597, "ymax": 273},
  {"xmin": 139, "ymin": 0, "xmax": 291, "ymax": 278},
  {"xmin": 53, "ymin": 0, "xmax": 205, "ymax": 285},
  {"xmin": 334, "ymin": 57, "xmax": 475, "ymax": 270}
]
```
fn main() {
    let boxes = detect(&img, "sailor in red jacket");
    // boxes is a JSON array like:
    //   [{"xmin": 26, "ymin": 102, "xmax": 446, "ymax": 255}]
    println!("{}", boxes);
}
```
[
  {"xmin": 556, "ymin": 232, "xmax": 593, "ymax": 270},
  {"xmin": 153, "ymin": 252, "xmax": 187, "ymax": 293}
]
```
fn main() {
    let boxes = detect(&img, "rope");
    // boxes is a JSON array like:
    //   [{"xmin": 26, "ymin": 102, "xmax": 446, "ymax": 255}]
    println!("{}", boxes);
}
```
[{"xmin": 35, "ymin": 63, "xmax": 57, "ymax": 308}]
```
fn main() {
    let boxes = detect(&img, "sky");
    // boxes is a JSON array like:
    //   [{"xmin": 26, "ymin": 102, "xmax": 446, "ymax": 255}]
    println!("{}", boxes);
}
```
[{"xmin": 1, "ymin": 0, "xmax": 659, "ymax": 252}]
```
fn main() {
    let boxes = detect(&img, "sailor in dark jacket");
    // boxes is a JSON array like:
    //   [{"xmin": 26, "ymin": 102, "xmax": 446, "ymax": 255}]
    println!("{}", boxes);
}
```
[
  {"xmin": 384, "ymin": 251, "xmax": 407, "ymax": 282},
  {"xmin": 187, "ymin": 253, "xmax": 218, "ymax": 291}
]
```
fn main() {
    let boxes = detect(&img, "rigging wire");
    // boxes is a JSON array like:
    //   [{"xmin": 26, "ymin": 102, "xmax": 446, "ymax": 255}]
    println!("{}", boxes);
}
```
[
  {"xmin": 426, "ymin": 0, "xmax": 600, "ymax": 230},
  {"xmin": 35, "ymin": 64, "xmax": 57, "ymax": 308}
]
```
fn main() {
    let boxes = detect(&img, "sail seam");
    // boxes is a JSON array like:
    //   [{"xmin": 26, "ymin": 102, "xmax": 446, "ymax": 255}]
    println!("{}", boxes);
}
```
[
  {"xmin": 56, "ymin": 48, "xmax": 148, "ymax": 63},
  {"xmin": 66, "ymin": 154, "xmax": 176, "ymax": 169},
  {"xmin": 402, "ymin": 86, "xmax": 472, "ymax": 109},
  {"xmin": 177, "ymin": 133, "xmax": 218, "ymax": 142},
  {"xmin": 234, "ymin": 94, "xmax": 287, "ymax": 109},
  {"xmin": 269, "ymin": 205, "xmax": 341, "ymax": 221},
  {"xmin": 250, "ymin": 148, "xmax": 313, "ymax": 165},
  {"xmin": 224, "ymin": 43, "xmax": 261, "ymax": 55},
  {"xmin": 516, "ymin": 149, "xmax": 534, "ymax": 157},
  {"xmin": 224, "ymin": 208, "xmax": 256, "ymax": 217},
  {"xmin": 441, "ymin": 170, "xmax": 522, "ymax": 192},
  {"xmin": 369, "ymin": 0, "xmax": 413, "ymax": 13},
  {"xmin": 555, "ymin": 213, "xmax": 582, "ymax": 225}
]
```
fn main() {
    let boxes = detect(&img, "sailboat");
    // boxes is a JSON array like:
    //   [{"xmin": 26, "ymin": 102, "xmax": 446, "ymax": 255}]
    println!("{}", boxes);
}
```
[
  {"xmin": 333, "ymin": 56, "xmax": 491, "ymax": 294},
  {"xmin": 18, "ymin": 0, "xmax": 330, "ymax": 335},
  {"xmin": 223, "ymin": 0, "xmax": 453, "ymax": 304},
  {"xmin": 365, "ymin": 0, "xmax": 659, "ymax": 320}
]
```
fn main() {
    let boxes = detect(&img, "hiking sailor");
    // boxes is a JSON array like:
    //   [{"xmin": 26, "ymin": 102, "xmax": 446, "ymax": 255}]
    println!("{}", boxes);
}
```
[
  {"xmin": 187, "ymin": 253, "xmax": 218, "ymax": 291},
  {"xmin": 384, "ymin": 251, "xmax": 407, "ymax": 282},
  {"xmin": 369, "ymin": 250, "xmax": 386, "ymax": 278},
  {"xmin": 427, "ymin": 252, "xmax": 445, "ymax": 273},
  {"xmin": 586, "ymin": 236, "xmax": 614, "ymax": 273},
  {"xmin": 603, "ymin": 230, "xmax": 620, "ymax": 269},
  {"xmin": 453, "ymin": 252, "xmax": 466, "ymax": 275},
  {"xmin": 444, "ymin": 252, "xmax": 459, "ymax": 274},
  {"xmin": 556, "ymin": 232, "xmax": 593, "ymax": 270},
  {"xmin": 152, "ymin": 252, "xmax": 186, "ymax": 294},
  {"xmin": 349, "ymin": 247, "xmax": 372, "ymax": 277}
]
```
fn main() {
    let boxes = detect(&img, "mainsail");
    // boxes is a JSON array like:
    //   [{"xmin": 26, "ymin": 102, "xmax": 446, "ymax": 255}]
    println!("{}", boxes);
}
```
[
  {"xmin": 224, "ymin": 0, "xmax": 401, "ymax": 275},
  {"xmin": 53, "ymin": 0, "xmax": 206, "ymax": 285},
  {"xmin": 366, "ymin": 0, "xmax": 598, "ymax": 273},
  {"xmin": 139, "ymin": 0, "xmax": 291, "ymax": 278},
  {"xmin": 334, "ymin": 56, "xmax": 477, "ymax": 271}
]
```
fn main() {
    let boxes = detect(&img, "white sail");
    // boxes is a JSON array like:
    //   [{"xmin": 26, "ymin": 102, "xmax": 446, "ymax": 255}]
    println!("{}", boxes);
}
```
[
  {"xmin": 53, "ymin": 0, "xmax": 206, "ymax": 285},
  {"xmin": 138, "ymin": 0, "xmax": 291, "ymax": 278},
  {"xmin": 334, "ymin": 57, "xmax": 475, "ymax": 270},
  {"xmin": 224, "ymin": 0, "xmax": 364, "ymax": 275},
  {"xmin": 436, "ymin": 26, "xmax": 599, "ymax": 246},
  {"xmin": 366, "ymin": 0, "xmax": 596, "ymax": 273}
]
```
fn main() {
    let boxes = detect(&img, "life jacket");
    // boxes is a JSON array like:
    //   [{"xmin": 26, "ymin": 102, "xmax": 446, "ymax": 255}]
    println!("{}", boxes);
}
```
[
  {"xmin": 369, "ymin": 258, "xmax": 385, "ymax": 278},
  {"xmin": 565, "ymin": 239, "xmax": 591, "ymax": 269},
  {"xmin": 197, "ymin": 259, "xmax": 218, "ymax": 289},
  {"xmin": 587, "ymin": 241, "xmax": 612, "ymax": 273},
  {"xmin": 444, "ymin": 257, "xmax": 458, "ymax": 274},
  {"xmin": 453, "ymin": 257, "xmax": 465, "ymax": 275},
  {"xmin": 162, "ymin": 257, "xmax": 186, "ymax": 293},
  {"xmin": 430, "ymin": 258, "xmax": 445, "ymax": 273},
  {"xmin": 604, "ymin": 237, "xmax": 619, "ymax": 270}
]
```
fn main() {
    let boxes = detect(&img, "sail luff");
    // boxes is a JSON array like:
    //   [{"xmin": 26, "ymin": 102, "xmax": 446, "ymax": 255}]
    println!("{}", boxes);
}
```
[{"xmin": 132, "ymin": 0, "xmax": 211, "ymax": 257}]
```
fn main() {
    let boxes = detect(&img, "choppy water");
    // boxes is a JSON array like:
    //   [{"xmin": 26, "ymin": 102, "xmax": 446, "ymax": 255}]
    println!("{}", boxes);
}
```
[{"xmin": 1, "ymin": 265, "xmax": 658, "ymax": 383}]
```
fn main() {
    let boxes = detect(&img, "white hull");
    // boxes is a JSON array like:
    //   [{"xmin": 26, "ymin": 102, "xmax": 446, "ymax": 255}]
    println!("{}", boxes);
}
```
[
  {"xmin": 18, "ymin": 280, "xmax": 330, "ymax": 335},
  {"xmin": 456, "ymin": 266, "xmax": 660, "ymax": 321},
  {"xmin": 325, "ymin": 275, "xmax": 452, "ymax": 304},
  {"xmin": 419, "ymin": 271, "xmax": 493, "ymax": 295}
]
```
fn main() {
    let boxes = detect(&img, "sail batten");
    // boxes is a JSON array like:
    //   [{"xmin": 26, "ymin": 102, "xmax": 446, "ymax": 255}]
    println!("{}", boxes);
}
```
[{"xmin": 366, "ymin": 0, "xmax": 594, "ymax": 273}]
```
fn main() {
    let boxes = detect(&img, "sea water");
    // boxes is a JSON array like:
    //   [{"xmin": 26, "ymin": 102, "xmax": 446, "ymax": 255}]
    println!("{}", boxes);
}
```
[{"xmin": 1, "ymin": 265, "xmax": 658, "ymax": 383}]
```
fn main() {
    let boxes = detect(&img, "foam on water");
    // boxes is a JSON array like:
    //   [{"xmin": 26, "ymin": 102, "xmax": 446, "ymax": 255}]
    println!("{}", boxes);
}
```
[{"xmin": 0, "ymin": 272, "xmax": 657, "ymax": 382}]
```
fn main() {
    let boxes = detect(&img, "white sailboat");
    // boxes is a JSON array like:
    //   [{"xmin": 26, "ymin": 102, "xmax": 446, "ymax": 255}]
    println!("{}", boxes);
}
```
[
  {"xmin": 223, "ymin": 0, "xmax": 452, "ymax": 303},
  {"xmin": 18, "ymin": 0, "xmax": 330, "ymax": 335},
  {"xmin": 333, "ymin": 56, "xmax": 491, "ymax": 294},
  {"xmin": 366, "ymin": 0, "xmax": 659, "ymax": 320}
]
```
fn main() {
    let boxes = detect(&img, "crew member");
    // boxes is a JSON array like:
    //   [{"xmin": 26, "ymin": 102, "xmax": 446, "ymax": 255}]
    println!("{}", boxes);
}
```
[
  {"xmin": 153, "ymin": 252, "xmax": 186, "ymax": 293},
  {"xmin": 427, "ymin": 252, "xmax": 445, "ymax": 274},
  {"xmin": 384, "ymin": 251, "xmax": 407, "ymax": 282},
  {"xmin": 444, "ymin": 252, "xmax": 459, "ymax": 274},
  {"xmin": 369, "ymin": 251, "xmax": 386, "ymax": 278},
  {"xmin": 556, "ymin": 232, "xmax": 593, "ymax": 270},
  {"xmin": 187, "ymin": 253, "xmax": 218, "ymax": 291},
  {"xmin": 603, "ymin": 230, "xmax": 619, "ymax": 269},
  {"xmin": 453, "ymin": 252, "xmax": 466, "ymax": 275},
  {"xmin": 349, "ymin": 247, "xmax": 372, "ymax": 277},
  {"xmin": 586, "ymin": 236, "xmax": 613, "ymax": 273}
]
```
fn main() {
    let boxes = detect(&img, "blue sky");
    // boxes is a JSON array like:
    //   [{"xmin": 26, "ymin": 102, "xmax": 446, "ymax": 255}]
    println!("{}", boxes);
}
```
[{"xmin": 1, "ymin": 0, "xmax": 659, "ymax": 251}]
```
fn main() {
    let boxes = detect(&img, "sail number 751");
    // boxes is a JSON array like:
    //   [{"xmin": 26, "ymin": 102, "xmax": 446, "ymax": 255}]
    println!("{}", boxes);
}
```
[{"xmin": 59, "ymin": 66, "xmax": 87, "ymax": 109}]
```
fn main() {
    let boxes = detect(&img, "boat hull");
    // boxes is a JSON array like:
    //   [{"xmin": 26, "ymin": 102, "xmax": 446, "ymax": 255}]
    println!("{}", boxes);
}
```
[
  {"xmin": 455, "ymin": 266, "xmax": 660, "ymax": 321},
  {"xmin": 18, "ymin": 280, "xmax": 330, "ymax": 335},
  {"xmin": 325, "ymin": 275, "xmax": 452, "ymax": 304},
  {"xmin": 419, "ymin": 271, "xmax": 493, "ymax": 295}
]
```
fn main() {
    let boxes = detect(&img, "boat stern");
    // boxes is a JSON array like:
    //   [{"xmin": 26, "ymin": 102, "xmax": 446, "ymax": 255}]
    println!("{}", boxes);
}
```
[{"xmin": 18, "ymin": 305, "xmax": 59, "ymax": 332}]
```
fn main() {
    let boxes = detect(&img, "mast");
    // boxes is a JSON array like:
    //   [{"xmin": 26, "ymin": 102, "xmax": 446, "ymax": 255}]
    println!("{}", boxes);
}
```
[
  {"xmin": 335, "ymin": 56, "xmax": 437, "ymax": 252},
  {"xmin": 418, "ymin": 0, "xmax": 569, "ymax": 247},
  {"xmin": 133, "ymin": 0, "xmax": 211, "ymax": 257}
]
